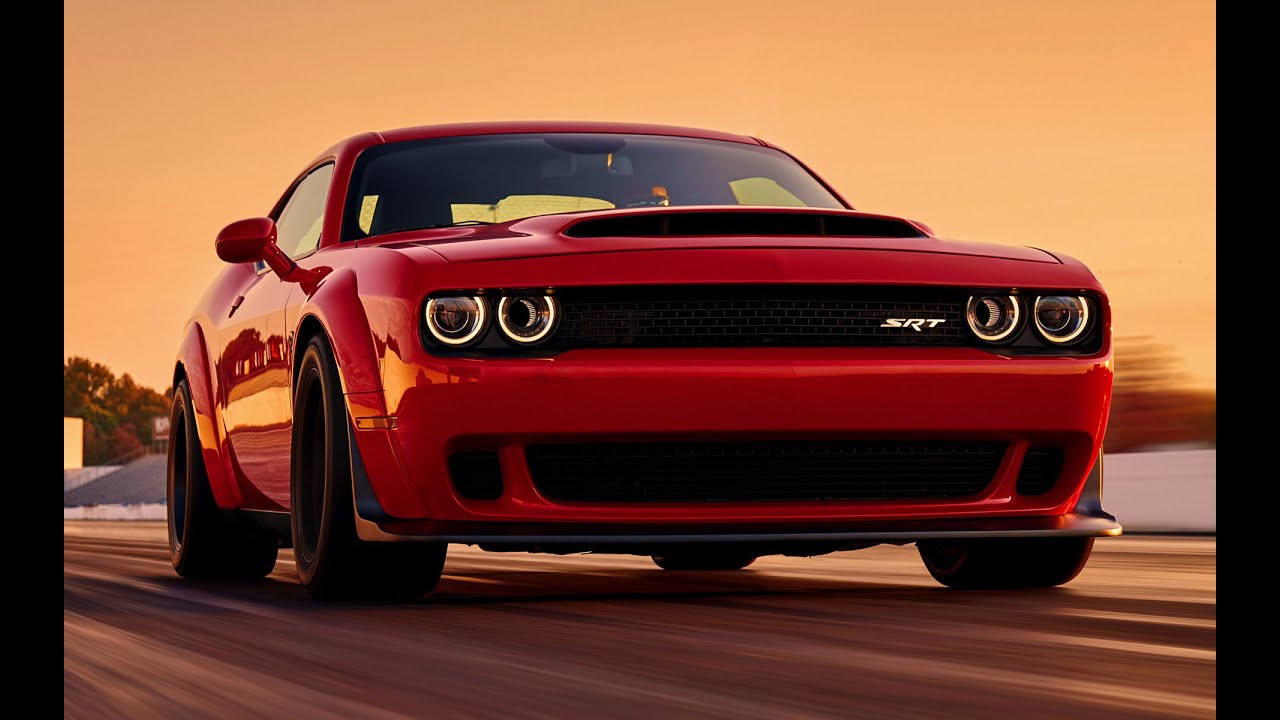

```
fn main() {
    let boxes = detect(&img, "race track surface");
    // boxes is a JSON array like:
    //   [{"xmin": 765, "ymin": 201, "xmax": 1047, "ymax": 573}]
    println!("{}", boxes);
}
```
[{"xmin": 64, "ymin": 522, "xmax": 1215, "ymax": 719}]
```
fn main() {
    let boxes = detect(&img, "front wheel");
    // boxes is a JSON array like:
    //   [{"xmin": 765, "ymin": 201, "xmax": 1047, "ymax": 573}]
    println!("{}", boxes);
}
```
[
  {"xmin": 917, "ymin": 537, "xmax": 1094, "ymax": 589},
  {"xmin": 652, "ymin": 548, "xmax": 757, "ymax": 571},
  {"xmin": 291, "ymin": 334, "xmax": 447, "ymax": 600}
]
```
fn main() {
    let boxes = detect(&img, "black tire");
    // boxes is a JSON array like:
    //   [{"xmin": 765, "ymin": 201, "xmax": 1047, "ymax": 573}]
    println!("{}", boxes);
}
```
[
  {"xmin": 291, "ymin": 334, "xmax": 447, "ymax": 600},
  {"xmin": 167, "ymin": 379, "xmax": 278, "ymax": 579},
  {"xmin": 652, "ymin": 548, "xmax": 758, "ymax": 571},
  {"xmin": 917, "ymin": 537, "xmax": 1094, "ymax": 589}
]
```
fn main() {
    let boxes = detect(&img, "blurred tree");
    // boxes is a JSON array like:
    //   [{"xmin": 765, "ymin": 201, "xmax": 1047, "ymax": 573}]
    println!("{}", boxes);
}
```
[
  {"xmin": 64, "ymin": 357, "xmax": 169, "ymax": 464},
  {"xmin": 64, "ymin": 357, "xmax": 114, "ymax": 418},
  {"xmin": 1104, "ymin": 337, "xmax": 1215, "ymax": 452},
  {"xmin": 104, "ymin": 372, "xmax": 168, "ymax": 446},
  {"xmin": 108, "ymin": 423, "xmax": 145, "ymax": 459}
]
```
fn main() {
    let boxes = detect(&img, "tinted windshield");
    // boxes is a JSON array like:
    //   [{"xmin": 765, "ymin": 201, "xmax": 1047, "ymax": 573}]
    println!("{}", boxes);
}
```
[{"xmin": 342, "ymin": 133, "xmax": 845, "ymax": 240}]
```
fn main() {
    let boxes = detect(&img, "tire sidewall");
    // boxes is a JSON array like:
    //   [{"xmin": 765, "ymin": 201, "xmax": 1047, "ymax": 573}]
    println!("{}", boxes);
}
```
[
  {"xmin": 291, "ymin": 338, "xmax": 347, "ymax": 591},
  {"xmin": 918, "ymin": 538, "xmax": 1094, "ymax": 589},
  {"xmin": 167, "ymin": 381, "xmax": 198, "ymax": 571},
  {"xmin": 918, "ymin": 541, "xmax": 970, "ymax": 577}
]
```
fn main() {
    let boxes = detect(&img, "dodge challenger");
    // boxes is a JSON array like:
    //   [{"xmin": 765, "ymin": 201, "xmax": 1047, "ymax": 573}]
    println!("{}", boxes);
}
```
[{"xmin": 168, "ymin": 121, "xmax": 1120, "ymax": 599}]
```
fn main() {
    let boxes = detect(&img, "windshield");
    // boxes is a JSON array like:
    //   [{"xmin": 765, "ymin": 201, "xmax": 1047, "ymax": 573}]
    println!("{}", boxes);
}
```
[{"xmin": 341, "ymin": 133, "xmax": 846, "ymax": 240}]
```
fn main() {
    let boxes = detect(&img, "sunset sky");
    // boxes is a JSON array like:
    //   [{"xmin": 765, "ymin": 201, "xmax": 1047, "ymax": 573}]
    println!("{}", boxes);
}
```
[{"xmin": 64, "ymin": 0, "xmax": 1214, "ymax": 391}]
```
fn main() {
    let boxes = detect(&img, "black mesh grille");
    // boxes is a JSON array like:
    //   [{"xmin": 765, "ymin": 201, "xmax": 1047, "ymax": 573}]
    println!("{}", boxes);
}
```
[
  {"xmin": 449, "ymin": 452, "xmax": 504, "ymax": 500},
  {"xmin": 1016, "ymin": 447, "xmax": 1064, "ymax": 496},
  {"xmin": 550, "ymin": 286, "xmax": 969, "ymax": 348},
  {"xmin": 527, "ymin": 441, "xmax": 1006, "ymax": 503}
]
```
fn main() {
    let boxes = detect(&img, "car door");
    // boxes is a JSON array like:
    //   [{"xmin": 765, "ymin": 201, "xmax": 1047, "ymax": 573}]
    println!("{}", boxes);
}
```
[{"xmin": 219, "ymin": 164, "xmax": 334, "ymax": 509}]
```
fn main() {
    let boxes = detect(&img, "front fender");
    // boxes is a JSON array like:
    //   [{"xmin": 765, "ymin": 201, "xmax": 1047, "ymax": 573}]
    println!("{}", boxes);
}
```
[
  {"xmin": 293, "ymin": 267, "xmax": 382, "ymax": 398},
  {"xmin": 175, "ymin": 322, "xmax": 240, "ymax": 508},
  {"xmin": 290, "ymin": 267, "xmax": 428, "ymax": 519}
]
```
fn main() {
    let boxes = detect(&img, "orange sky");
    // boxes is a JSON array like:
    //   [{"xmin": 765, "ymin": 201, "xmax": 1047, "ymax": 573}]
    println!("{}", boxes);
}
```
[{"xmin": 64, "ymin": 0, "xmax": 1215, "ymax": 391}]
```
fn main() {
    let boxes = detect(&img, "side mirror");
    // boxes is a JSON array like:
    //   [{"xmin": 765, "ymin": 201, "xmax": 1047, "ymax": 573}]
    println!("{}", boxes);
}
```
[
  {"xmin": 216, "ymin": 217, "xmax": 277, "ymax": 264},
  {"xmin": 214, "ymin": 215, "xmax": 330, "ymax": 291}
]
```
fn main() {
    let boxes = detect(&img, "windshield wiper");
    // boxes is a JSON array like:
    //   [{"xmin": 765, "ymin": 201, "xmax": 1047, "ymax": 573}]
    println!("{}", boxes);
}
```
[{"xmin": 381, "ymin": 220, "xmax": 494, "ymax": 234}]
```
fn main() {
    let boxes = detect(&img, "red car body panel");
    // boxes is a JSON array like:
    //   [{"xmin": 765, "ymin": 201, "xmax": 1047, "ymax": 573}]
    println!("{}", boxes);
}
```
[{"xmin": 175, "ymin": 121, "xmax": 1117, "ymax": 543}]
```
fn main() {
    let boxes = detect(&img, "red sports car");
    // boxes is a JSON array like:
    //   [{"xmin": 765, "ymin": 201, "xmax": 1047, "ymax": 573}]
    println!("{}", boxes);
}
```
[{"xmin": 168, "ymin": 121, "xmax": 1120, "ymax": 599}]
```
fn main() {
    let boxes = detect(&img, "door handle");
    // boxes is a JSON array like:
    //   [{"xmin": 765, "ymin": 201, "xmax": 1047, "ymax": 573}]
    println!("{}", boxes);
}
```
[{"xmin": 228, "ymin": 294, "xmax": 246, "ymax": 318}]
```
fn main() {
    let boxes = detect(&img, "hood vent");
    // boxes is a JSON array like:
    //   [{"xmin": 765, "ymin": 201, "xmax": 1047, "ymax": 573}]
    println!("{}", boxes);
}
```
[{"xmin": 563, "ymin": 210, "xmax": 926, "ymax": 239}]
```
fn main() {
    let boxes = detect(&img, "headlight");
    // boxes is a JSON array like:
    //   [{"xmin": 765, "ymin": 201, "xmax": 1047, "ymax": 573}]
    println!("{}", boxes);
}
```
[
  {"xmin": 1033, "ymin": 295, "xmax": 1090, "ymax": 344},
  {"xmin": 965, "ymin": 295, "xmax": 1020, "ymax": 343},
  {"xmin": 424, "ymin": 296, "xmax": 486, "ymax": 346},
  {"xmin": 497, "ymin": 294, "xmax": 558, "ymax": 344}
]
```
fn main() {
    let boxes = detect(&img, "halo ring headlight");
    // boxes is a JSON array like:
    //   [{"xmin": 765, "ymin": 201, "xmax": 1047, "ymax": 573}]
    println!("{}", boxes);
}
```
[
  {"xmin": 1033, "ymin": 295, "xmax": 1090, "ymax": 344},
  {"xmin": 965, "ymin": 295, "xmax": 1021, "ymax": 343},
  {"xmin": 498, "ymin": 294, "xmax": 558, "ymax": 344},
  {"xmin": 424, "ymin": 296, "xmax": 486, "ymax": 346}
]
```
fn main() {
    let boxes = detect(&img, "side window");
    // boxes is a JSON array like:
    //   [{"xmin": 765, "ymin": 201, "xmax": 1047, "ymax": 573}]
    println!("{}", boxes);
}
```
[{"xmin": 275, "ymin": 164, "xmax": 334, "ymax": 259}]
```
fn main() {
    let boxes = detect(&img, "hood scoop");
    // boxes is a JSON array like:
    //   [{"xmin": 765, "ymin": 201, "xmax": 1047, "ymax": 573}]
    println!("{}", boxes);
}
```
[{"xmin": 562, "ymin": 210, "xmax": 927, "ymax": 240}]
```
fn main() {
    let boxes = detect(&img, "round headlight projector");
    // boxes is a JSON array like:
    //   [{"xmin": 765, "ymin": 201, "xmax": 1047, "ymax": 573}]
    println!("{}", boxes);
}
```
[
  {"xmin": 424, "ymin": 296, "xmax": 486, "ymax": 346},
  {"xmin": 1033, "ymin": 295, "xmax": 1090, "ymax": 344},
  {"xmin": 498, "ymin": 294, "xmax": 558, "ymax": 344},
  {"xmin": 965, "ymin": 295, "xmax": 1021, "ymax": 343}
]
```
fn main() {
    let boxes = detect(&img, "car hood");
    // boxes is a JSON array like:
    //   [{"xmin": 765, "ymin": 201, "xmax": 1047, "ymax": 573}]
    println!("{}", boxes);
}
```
[{"xmin": 366, "ymin": 207, "xmax": 1059, "ymax": 265}]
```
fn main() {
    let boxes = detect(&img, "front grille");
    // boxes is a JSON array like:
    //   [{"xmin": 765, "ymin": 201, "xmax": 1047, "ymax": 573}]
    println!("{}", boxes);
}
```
[
  {"xmin": 549, "ymin": 286, "xmax": 969, "ymax": 349},
  {"xmin": 527, "ymin": 440, "xmax": 1006, "ymax": 503},
  {"xmin": 449, "ymin": 452, "xmax": 504, "ymax": 500},
  {"xmin": 1016, "ymin": 447, "xmax": 1064, "ymax": 496}
]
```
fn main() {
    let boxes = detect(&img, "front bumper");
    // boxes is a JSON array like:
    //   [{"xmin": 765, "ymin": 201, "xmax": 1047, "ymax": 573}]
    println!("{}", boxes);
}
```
[{"xmin": 347, "ymin": 346, "xmax": 1117, "ymax": 540}]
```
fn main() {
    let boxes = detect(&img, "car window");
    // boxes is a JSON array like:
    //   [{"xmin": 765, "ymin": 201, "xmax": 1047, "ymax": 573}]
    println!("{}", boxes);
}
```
[
  {"xmin": 342, "ymin": 134, "xmax": 846, "ymax": 241},
  {"xmin": 275, "ymin": 164, "xmax": 334, "ymax": 259}
]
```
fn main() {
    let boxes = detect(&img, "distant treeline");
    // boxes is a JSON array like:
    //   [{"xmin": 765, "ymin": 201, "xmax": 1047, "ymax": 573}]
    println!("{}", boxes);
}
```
[
  {"xmin": 1103, "ymin": 336, "xmax": 1215, "ymax": 452},
  {"xmin": 63, "ymin": 337, "xmax": 1212, "ymax": 465},
  {"xmin": 64, "ymin": 357, "xmax": 169, "ymax": 465}
]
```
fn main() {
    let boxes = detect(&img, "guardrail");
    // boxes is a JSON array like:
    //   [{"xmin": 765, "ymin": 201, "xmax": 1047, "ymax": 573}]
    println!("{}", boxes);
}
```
[
  {"xmin": 63, "ymin": 465, "xmax": 123, "ymax": 493},
  {"xmin": 63, "ymin": 449, "xmax": 156, "ymax": 494},
  {"xmin": 101, "ymin": 446, "xmax": 149, "ymax": 467}
]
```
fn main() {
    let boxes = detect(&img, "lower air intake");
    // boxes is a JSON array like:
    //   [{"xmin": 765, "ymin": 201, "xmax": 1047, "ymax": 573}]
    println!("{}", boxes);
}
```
[
  {"xmin": 527, "ymin": 440, "xmax": 1006, "ymax": 503},
  {"xmin": 449, "ymin": 452, "xmax": 504, "ymax": 500},
  {"xmin": 1016, "ymin": 447, "xmax": 1064, "ymax": 496}
]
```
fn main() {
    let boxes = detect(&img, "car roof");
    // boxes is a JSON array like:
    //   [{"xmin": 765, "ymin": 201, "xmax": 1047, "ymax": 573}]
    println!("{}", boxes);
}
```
[{"xmin": 374, "ymin": 121, "xmax": 763, "ymax": 146}]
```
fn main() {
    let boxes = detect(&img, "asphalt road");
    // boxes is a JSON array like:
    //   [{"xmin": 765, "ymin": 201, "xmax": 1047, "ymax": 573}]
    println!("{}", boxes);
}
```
[{"xmin": 64, "ymin": 522, "xmax": 1215, "ymax": 719}]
